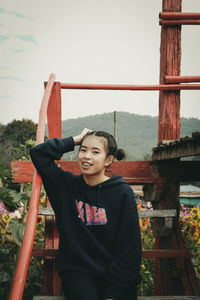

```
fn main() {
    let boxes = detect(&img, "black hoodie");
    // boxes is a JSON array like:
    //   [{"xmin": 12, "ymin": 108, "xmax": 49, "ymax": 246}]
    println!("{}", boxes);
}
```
[{"xmin": 30, "ymin": 136, "xmax": 142, "ymax": 300}]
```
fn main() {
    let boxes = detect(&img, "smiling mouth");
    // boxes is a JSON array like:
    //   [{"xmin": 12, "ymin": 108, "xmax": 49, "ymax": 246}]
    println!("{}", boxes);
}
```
[{"xmin": 82, "ymin": 162, "xmax": 93, "ymax": 167}]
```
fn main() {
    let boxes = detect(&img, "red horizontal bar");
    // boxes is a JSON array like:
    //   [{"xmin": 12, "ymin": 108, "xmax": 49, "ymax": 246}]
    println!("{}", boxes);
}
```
[
  {"xmin": 142, "ymin": 249, "xmax": 191, "ymax": 259},
  {"xmin": 60, "ymin": 83, "xmax": 200, "ymax": 91},
  {"xmin": 160, "ymin": 20, "xmax": 200, "ymax": 25},
  {"xmin": 32, "ymin": 248, "xmax": 191, "ymax": 259},
  {"xmin": 11, "ymin": 160, "xmax": 165, "ymax": 185},
  {"xmin": 159, "ymin": 12, "xmax": 200, "ymax": 20},
  {"xmin": 165, "ymin": 76, "xmax": 200, "ymax": 84}
]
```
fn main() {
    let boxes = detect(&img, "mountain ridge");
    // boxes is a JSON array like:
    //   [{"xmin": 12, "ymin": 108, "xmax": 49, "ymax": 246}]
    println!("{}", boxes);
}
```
[{"xmin": 59, "ymin": 111, "xmax": 200, "ymax": 160}]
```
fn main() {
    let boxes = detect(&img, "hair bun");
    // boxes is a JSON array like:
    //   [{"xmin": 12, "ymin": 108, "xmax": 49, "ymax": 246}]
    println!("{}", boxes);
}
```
[{"xmin": 116, "ymin": 148, "xmax": 126, "ymax": 161}]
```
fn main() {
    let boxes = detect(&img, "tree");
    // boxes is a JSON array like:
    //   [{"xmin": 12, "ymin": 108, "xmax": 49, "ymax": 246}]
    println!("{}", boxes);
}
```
[{"xmin": 0, "ymin": 119, "xmax": 37, "ymax": 168}]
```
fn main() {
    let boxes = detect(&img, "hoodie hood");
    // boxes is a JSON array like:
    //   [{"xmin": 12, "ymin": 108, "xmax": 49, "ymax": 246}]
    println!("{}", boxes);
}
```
[
  {"xmin": 80, "ymin": 174, "xmax": 127, "ymax": 189},
  {"xmin": 78, "ymin": 175, "xmax": 128, "ymax": 209}
]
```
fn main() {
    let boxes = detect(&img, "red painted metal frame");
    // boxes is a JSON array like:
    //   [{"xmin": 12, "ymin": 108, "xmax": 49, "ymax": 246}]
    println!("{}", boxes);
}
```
[
  {"xmin": 60, "ymin": 82, "xmax": 200, "ymax": 91},
  {"xmin": 165, "ymin": 75, "xmax": 200, "ymax": 84},
  {"xmin": 9, "ymin": 74, "xmax": 56, "ymax": 300}
]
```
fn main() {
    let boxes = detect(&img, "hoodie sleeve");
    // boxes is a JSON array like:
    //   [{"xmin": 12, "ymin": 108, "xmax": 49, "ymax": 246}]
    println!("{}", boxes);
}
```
[
  {"xmin": 29, "ymin": 137, "xmax": 74, "ymax": 209},
  {"xmin": 104, "ymin": 188, "xmax": 142, "ymax": 300}
]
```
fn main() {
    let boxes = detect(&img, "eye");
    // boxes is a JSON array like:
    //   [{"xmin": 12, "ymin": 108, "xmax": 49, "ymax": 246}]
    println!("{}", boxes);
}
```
[
  {"xmin": 80, "ymin": 148, "xmax": 86, "ymax": 152},
  {"xmin": 93, "ymin": 150, "xmax": 100, "ymax": 154}
]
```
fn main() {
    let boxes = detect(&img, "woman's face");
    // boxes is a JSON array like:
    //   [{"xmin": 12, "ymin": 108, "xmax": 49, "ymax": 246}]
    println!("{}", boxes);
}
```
[{"xmin": 78, "ymin": 135, "xmax": 113, "ymax": 178}]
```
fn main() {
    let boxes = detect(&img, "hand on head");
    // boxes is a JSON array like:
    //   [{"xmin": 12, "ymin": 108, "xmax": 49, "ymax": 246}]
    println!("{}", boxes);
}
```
[{"xmin": 73, "ymin": 128, "xmax": 92, "ymax": 145}]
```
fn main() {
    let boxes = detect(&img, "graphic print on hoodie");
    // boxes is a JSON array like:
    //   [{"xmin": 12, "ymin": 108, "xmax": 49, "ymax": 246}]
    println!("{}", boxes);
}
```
[
  {"xmin": 30, "ymin": 136, "xmax": 142, "ymax": 300},
  {"xmin": 75, "ymin": 199, "xmax": 108, "ymax": 225}
]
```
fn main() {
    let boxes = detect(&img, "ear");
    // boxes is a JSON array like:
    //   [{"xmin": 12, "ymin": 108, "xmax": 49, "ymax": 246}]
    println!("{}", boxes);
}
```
[{"xmin": 105, "ymin": 155, "xmax": 114, "ymax": 167}]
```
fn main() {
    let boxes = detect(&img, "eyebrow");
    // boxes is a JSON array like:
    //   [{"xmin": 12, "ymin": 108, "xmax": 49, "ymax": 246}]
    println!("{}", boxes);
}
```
[{"xmin": 80, "ymin": 145, "xmax": 101, "ymax": 151}]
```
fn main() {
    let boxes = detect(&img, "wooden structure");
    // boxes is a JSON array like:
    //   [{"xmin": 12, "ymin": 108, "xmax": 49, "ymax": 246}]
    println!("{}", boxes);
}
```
[{"xmin": 9, "ymin": 0, "xmax": 200, "ymax": 299}]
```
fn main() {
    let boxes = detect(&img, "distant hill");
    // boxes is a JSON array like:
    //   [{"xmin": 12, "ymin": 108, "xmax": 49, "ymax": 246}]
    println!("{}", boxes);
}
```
[{"xmin": 58, "ymin": 112, "xmax": 200, "ymax": 160}]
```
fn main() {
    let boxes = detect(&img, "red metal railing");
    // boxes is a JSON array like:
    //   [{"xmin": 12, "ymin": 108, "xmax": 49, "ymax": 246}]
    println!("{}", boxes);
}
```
[
  {"xmin": 9, "ymin": 73, "xmax": 56, "ymax": 300},
  {"xmin": 61, "ymin": 82, "xmax": 200, "ymax": 90}
]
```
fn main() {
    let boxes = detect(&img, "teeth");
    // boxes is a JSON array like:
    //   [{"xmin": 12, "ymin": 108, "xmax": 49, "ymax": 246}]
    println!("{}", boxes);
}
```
[{"xmin": 82, "ymin": 162, "xmax": 92, "ymax": 167}]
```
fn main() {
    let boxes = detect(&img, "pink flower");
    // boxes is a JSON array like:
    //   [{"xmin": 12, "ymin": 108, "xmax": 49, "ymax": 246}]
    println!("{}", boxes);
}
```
[
  {"xmin": 10, "ymin": 210, "xmax": 22, "ymax": 219},
  {"xmin": 0, "ymin": 201, "xmax": 9, "ymax": 217}
]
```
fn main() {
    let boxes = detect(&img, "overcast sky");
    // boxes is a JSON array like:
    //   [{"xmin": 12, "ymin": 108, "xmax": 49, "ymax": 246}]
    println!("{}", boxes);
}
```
[{"xmin": 1, "ymin": 0, "xmax": 200, "ymax": 125}]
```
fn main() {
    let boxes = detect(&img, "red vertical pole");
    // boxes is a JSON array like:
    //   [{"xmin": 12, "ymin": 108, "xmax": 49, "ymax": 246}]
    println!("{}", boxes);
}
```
[
  {"xmin": 44, "ymin": 82, "xmax": 62, "ymax": 295},
  {"xmin": 158, "ymin": 0, "xmax": 182, "ymax": 143},
  {"xmin": 47, "ymin": 82, "xmax": 62, "ymax": 139},
  {"xmin": 9, "ymin": 74, "xmax": 55, "ymax": 300},
  {"xmin": 156, "ymin": 0, "xmax": 182, "ymax": 296}
]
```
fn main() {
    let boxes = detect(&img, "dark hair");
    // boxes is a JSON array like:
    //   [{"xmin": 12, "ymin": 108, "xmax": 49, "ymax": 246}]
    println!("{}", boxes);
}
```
[{"xmin": 81, "ymin": 131, "xmax": 125, "ymax": 161}]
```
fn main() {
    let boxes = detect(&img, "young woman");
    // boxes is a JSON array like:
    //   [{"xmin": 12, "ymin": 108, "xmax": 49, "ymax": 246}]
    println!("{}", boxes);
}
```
[{"xmin": 30, "ymin": 129, "xmax": 142, "ymax": 300}]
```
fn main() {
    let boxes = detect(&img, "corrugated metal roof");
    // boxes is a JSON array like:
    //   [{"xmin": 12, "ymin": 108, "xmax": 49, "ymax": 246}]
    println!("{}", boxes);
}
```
[
  {"xmin": 131, "ymin": 185, "xmax": 200, "ymax": 199},
  {"xmin": 180, "ymin": 184, "xmax": 200, "ymax": 192}
]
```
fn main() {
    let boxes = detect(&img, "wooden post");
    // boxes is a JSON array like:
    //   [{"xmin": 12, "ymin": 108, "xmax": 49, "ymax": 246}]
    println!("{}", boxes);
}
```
[
  {"xmin": 158, "ymin": 0, "xmax": 182, "ymax": 143},
  {"xmin": 155, "ymin": 0, "xmax": 182, "ymax": 296}
]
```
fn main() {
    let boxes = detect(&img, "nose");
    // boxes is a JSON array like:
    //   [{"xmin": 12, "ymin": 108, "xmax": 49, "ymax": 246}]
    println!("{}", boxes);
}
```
[{"xmin": 84, "ymin": 150, "xmax": 92, "ymax": 159}]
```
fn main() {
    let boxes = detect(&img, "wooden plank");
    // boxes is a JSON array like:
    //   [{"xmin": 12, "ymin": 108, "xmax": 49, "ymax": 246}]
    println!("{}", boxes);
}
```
[
  {"xmin": 143, "ymin": 249, "xmax": 191, "ymax": 259},
  {"xmin": 32, "ymin": 248, "xmax": 191, "ymax": 259},
  {"xmin": 33, "ymin": 297, "xmax": 200, "ymax": 300},
  {"xmin": 139, "ymin": 210, "xmax": 176, "ymax": 218},
  {"xmin": 142, "ymin": 298, "xmax": 199, "ymax": 300},
  {"xmin": 11, "ymin": 161, "xmax": 35, "ymax": 183},
  {"xmin": 39, "ymin": 207, "xmax": 177, "ymax": 218},
  {"xmin": 152, "ymin": 142, "xmax": 200, "ymax": 160},
  {"xmin": 155, "ymin": 161, "xmax": 200, "ymax": 181},
  {"xmin": 11, "ymin": 160, "xmax": 165, "ymax": 184}
]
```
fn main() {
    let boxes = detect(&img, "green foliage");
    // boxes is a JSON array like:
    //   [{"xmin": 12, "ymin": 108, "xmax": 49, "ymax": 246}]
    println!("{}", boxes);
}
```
[
  {"xmin": 0, "ymin": 246, "xmax": 19, "ymax": 299},
  {"xmin": 0, "ymin": 181, "xmax": 44, "ymax": 299},
  {"xmin": 7, "ymin": 218, "xmax": 26, "ymax": 247},
  {"xmin": 0, "ymin": 119, "xmax": 37, "ymax": 168},
  {"xmin": 0, "ymin": 119, "xmax": 37, "ymax": 146},
  {"xmin": 0, "ymin": 165, "xmax": 11, "ymax": 187},
  {"xmin": 23, "ymin": 257, "xmax": 43, "ymax": 299},
  {"xmin": 0, "ymin": 187, "xmax": 24, "ymax": 210},
  {"xmin": 137, "ymin": 202, "xmax": 155, "ymax": 296},
  {"xmin": 180, "ymin": 206, "xmax": 200, "ymax": 279}
]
